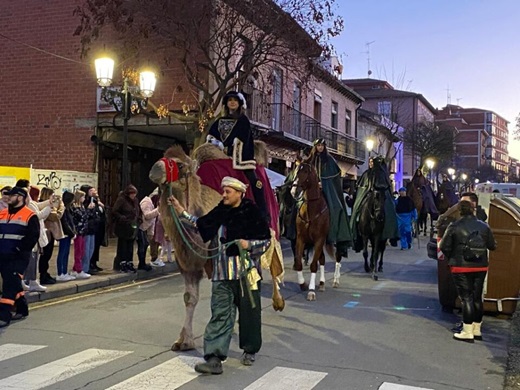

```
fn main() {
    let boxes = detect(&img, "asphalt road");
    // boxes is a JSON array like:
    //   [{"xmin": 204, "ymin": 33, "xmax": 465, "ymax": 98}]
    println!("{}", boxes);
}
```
[{"xmin": 0, "ymin": 237, "xmax": 510, "ymax": 390}]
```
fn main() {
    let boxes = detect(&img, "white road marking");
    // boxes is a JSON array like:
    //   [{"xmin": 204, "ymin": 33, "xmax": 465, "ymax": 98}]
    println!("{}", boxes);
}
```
[
  {"xmin": 244, "ymin": 366, "xmax": 327, "ymax": 390},
  {"xmin": 414, "ymin": 259, "xmax": 426, "ymax": 265},
  {"xmin": 0, "ymin": 348, "xmax": 132, "ymax": 390},
  {"xmin": 380, "ymin": 382, "xmax": 433, "ymax": 389},
  {"xmin": 105, "ymin": 355, "xmax": 202, "ymax": 390},
  {"xmin": 372, "ymin": 281, "xmax": 388, "ymax": 290},
  {"xmin": 0, "ymin": 344, "xmax": 46, "ymax": 363}
]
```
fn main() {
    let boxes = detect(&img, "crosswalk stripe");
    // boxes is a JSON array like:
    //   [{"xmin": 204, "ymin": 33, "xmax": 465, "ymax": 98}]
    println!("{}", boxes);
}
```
[
  {"xmin": 0, "ymin": 348, "xmax": 132, "ymax": 390},
  {"xmin": 0, "ymin": 344, "xmax": 47, "ymax": 363},
  {"xmin": 380, "ymin": 383, "xmax": 433, "ymax": 390},
  {"xmin": 244, "ymin": 366, "xmax": 327, "ymax": 390},
  {"xmin": 105, "ymin": 355, "xmax": 202, "ymax": 390}
]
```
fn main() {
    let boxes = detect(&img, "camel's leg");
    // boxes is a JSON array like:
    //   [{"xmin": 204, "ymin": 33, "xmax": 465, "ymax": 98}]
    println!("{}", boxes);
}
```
[
  {"xmin": 269, "ymin": 249, "xmax": 285, "ymax": 312},
  {"xmin": 172, "ymin": 272, "xmax": 201, "ymax": 351},
  {"xmin": 333, "ymin": 262, "xmax": 341, "ymax": 288},
  {"xmin": 318, "ymin": 264, "xmax": 326, "ymax": 291},
  {"xmin": 307, "ymin": 272, "xmax": 317, "ymax": 301}
]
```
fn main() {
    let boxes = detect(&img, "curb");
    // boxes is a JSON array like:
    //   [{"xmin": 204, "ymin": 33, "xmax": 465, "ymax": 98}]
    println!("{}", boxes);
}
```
[
  {"xmin": 505, "ymin": 310, "xmax": 520, "ymax": 389},
  {"xmin": 25, "ymin": 262, "xmax": 179, "ymax": 304}
]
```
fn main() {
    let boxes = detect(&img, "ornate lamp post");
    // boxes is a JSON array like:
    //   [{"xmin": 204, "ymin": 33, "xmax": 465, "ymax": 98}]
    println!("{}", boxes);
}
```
[{"xmin": 95, "ymin": 57, "xmax": 157, "ymax": 188}]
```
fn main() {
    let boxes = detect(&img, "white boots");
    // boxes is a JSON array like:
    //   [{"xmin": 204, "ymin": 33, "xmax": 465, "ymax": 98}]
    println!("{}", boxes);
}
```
[
  {"xmin": 473, "ymin": 322, "xmax": 482, "ymax": 341},
  {"xmin": 453, "ymin": 322, "xmax": 483, "ymax": 343},
  {"xmin": 453, "ymin": 323, "xmax": 474, "ymax": 343}
]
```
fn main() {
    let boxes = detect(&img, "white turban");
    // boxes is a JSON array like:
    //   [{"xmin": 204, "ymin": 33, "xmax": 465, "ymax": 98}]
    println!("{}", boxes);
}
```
[{"xmin": 221, "ymin": 176, "xmax": 248, "ymax": 193}]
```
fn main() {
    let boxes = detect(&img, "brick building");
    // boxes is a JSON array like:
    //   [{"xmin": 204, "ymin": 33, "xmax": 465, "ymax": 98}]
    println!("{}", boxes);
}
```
[
  {"xmin": 342, "ymin": 78, "xmax": 436, "ymax": 181},
  {"xmin": 1, "ymin": 0, "xmax": 367, "ymax": 207},
  {"xmin": 436, "ymin": 104, "xmax": 510, "ymax": 181}
]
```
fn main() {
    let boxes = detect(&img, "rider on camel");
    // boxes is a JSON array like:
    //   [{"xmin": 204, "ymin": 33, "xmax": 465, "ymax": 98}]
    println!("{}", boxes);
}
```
[
  {"xmin": 350, "ymin": 156, "xmax": 399, "ymax": 251},
  {"xmin": 306, "ymin": 138, "xmax": 351, "ymax": 256},
  {"xmin": 208, "ymin": 90, "xmax": 269, "ymax": 222}
]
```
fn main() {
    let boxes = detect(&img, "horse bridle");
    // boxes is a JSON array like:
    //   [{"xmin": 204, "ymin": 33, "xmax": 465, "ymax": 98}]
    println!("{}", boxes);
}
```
[{"xmin": 161, "ymin": 157, "xmax": 191, "ymax": 208}]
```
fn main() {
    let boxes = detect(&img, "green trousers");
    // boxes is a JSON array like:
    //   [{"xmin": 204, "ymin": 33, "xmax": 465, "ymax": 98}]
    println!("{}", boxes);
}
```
[{"xmin": 203, "ymin": 279, "xmax": 262, "ymax": 361}]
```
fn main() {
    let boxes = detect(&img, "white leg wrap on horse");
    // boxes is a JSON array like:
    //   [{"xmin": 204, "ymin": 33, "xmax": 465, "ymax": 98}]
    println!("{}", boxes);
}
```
[
  {"xmin": 297, "ymin": 271, "xmax": 305, "ymax": 285},
  {"xmin": 334, "ymin": 262, "xmax": 341, "ymax": 279},
  {"xmin": 309, "ymin": 273, "xmax": 316, "ymax": 291},
  {"xmin": 320, "ymin": 265, "xmax": 326, "ymax": 283}
]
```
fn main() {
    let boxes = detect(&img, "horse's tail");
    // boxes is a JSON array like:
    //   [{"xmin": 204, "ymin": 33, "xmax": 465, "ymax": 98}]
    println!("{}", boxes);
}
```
[{"xmin": 325, "ymin": 243, "xmax": 335, "ymax": 259}]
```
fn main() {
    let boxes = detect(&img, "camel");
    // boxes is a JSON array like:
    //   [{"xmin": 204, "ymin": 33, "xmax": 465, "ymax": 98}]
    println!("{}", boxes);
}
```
[{"xmin": 149, "ymin": 142, "xmax": 285, "ymax": 352}]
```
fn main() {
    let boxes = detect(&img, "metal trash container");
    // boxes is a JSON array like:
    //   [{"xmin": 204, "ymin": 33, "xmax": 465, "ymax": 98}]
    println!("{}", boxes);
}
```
[{"xmin": 484, "ymin": 197, "xmax": 520, "ymax": 314}]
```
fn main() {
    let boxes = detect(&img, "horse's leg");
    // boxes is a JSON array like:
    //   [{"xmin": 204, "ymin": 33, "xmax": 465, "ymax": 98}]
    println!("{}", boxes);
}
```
[
  {"xmin": 333, "ymin": 250, "xmax": 342, "ymax": 288},
  {"xmin": 294, "ymin": 236, "xmax": 307, "ymax": 291},
  {"xmin": 318, "ymin": 251, "xmax": 326, "ymax": 292},
  {"xmin": 363, "ymin": 237, "xmax": 370, "ymax": 273},
  {"xmin": 378, "ymin": 239, "xmax": 386, "ymax": 272},
  {"xmin": 370, "ymin": 237, "xmax": 379, "ymax": 281},
  {"xmin": 306, "ymin": 242, "xmax": 323, "ymax": 301},
  {"xmin": 269, "ymin": 246, "xmax": 285, "ymax": 312},
  {"xmin": 291, "ymin": 239, "xmax": 297, "ymax": 270},
  {"xmin": 172, "ymin": 271, "xmax": 201, "ymax": 351}
]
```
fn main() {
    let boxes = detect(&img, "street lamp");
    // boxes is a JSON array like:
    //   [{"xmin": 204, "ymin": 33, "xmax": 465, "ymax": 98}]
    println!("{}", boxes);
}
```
[
  {"xmin": 95, "ymin": 56, "xmax": 157, "ymax": 188},
  {"xmin": 425, "ymin": 158, "xmax": 435, "ymax": 184},
  {"xmin": 447, "ymin": 167, "xmax": 455, "ymax": 177},
  {"xmin": 461, "ymin": 173, "xmax": 468, "ymax": 192},
  {"xmin": 366, "ymin": 138, "xmax": 375, "ymax": 158}
]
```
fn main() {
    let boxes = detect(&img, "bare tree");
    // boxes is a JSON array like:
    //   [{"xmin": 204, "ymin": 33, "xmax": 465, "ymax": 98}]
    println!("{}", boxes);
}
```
[
  {"xmin": 74, "ymin": 0, "xmax": 343, "ymax": 143},
  {"xmin": 401, "ymin": 121, "xmax": 458, "ymax": 169},
  {"xmin": 514, "ymin": 113, "xmax": 520, "ymax": 141}
]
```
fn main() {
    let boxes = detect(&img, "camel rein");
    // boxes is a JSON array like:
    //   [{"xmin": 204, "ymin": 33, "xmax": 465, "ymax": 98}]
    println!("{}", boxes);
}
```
[{"xmin": 166, "ymin": 184, "xmax": 256, "ymax": 308}]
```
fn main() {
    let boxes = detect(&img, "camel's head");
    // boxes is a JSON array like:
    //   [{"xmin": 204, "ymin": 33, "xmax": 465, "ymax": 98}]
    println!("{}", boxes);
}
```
[{"xmin": 149, "ymin": 145, "xmax": 195, "ymax": 187}]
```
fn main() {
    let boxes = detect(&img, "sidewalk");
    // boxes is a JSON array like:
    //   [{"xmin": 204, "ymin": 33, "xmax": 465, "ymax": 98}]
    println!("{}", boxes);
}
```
[{"xmin": 25, "ymin": 239, "xmax": 179, "ymax": 304}]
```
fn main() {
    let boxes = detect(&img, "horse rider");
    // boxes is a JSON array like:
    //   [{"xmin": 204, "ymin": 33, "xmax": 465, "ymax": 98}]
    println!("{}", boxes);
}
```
[
  {"xmin": 395, "ymin": 187, "xmax": 417, "ymax": 250},
  {"xmin": 208, "ymin": 90, "xmax": 269, "ymax": 222},
  {"xmin": 306, "ymin": 138, "xmax": 351, "ymax": 256},
  {"xmin": 438, "ymin": 174, "xmax": 459, "ymax": 211},
  {"xmin": 350, "ymin": 156, "xmax": 399, "ymax": 251},
  {"xmin": 411, "ymin": 168, "xmax": 429, "ymax": 189}
]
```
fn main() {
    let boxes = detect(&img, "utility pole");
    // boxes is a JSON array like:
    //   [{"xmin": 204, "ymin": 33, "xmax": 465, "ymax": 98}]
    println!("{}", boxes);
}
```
[{"xmin": 363, "ymin": 41, "xmax": 375, "ymax": 78}]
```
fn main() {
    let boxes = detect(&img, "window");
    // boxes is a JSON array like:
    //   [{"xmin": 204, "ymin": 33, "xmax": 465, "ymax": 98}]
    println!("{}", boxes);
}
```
[
  {"xmin": 378, "ymin": 101, "xmax": 392, "ymax": 118},
  {"xmin": 345, "ymin": 109, "xmax": 352, "ymax": 134},
  {"xmin": 331, "ymin": 101, "xmax": 338, "ymax": 129}
]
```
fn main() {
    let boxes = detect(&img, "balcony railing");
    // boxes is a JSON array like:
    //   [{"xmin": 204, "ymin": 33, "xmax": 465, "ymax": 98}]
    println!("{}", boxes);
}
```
[{"xmin": 248, "ymin": 89, "xmax": 365, "ymax": 162}]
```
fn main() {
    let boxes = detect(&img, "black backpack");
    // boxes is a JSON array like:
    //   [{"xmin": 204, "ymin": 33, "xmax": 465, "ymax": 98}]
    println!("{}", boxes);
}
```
[{"xmin": 462, "ymin": 230, "xmax": 487, "ymax": 262}]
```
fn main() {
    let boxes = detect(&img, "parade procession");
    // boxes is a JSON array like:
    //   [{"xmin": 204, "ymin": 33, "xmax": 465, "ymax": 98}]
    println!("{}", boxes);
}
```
[{"xmin": 1, "ymin": 1, "xmax": 520, "ymax": 389}]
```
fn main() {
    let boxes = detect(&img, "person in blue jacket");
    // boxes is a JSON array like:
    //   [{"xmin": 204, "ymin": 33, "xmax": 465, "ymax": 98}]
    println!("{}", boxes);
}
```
[{"xmin": 395, "ymin": 187, "xmax": 417, "ymax": 250}]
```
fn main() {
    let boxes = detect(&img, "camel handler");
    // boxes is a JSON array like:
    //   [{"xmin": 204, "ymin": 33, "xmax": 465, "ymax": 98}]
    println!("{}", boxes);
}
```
[
  {"xmin": 0, "ymin": 187, "xmax": 40, "ymax": 328},
  {"xmin": 168, "ymin": 176, "xmax": 271, "ymax": 375}
]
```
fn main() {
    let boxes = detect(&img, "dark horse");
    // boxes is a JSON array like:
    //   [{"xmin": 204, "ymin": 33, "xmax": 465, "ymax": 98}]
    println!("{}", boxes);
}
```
[
  {"xmin": 407, "ymin": 183, "xmax": 438, "ymax": 236},
  {"xmin": 357, "ymin": 186, "xmax": 387, "ymax": 281},
  {"xmin": 291, "ymin": 163, "xmax": 343, "ymax": 301}
]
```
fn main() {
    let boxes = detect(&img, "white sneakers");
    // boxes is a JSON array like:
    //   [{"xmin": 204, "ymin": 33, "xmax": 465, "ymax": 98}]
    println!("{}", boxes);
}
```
[
  {"xmin": 151, "ymin": 259, "xmax": 166, "ymax": 267},
  {"xmin": 70, "ymin": 271, "xmax": 91, "ymax": 279},
  {"xmin": 28, "ymin": 280, "xmax": 47, "ymax": 292},
  {"xmin": 56, "ymin": 274, "xmax": 77, "ymax": 282}
]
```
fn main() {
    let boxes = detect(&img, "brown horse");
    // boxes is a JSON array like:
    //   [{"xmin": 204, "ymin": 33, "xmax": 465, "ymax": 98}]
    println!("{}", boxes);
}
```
[
  {"xmin": 291, "ymin": 163, "xmax": 342, "ymax": 301},
  {"xmin": 149, "ymin": 143, "xmax": 285, "ymax": 352}
]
